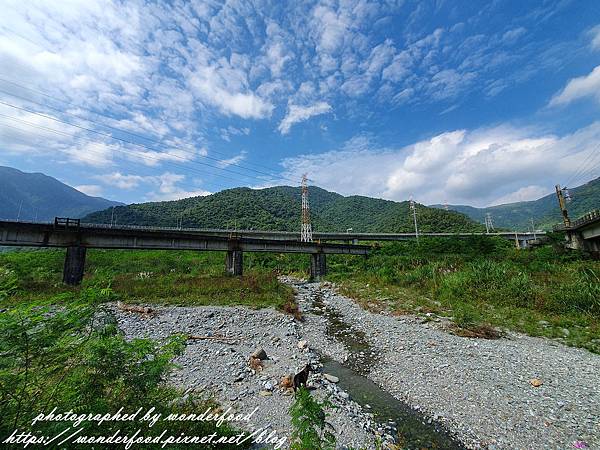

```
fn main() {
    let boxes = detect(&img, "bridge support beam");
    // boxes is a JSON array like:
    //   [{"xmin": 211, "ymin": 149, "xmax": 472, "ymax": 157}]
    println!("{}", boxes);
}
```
[
  {"xmin": 63, "ymin": 246, "xmax": 86, "ymax": 285},
  {"xmin": 225, "ymin": 250, "xmax": 243, "ymax": 276},
  {"xmin": 310, "ymin": 253, "xmax": 327, "ymax": 281}
]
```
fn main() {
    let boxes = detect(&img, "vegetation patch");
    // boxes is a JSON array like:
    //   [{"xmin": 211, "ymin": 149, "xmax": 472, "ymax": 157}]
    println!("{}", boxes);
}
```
[
  {"xmin": 321, "ymin": 237, "xmax": 600, "ymax": 353},
  {"xmin": 0, "ymin": 290, "xmax": 246, "ymax": 449}
]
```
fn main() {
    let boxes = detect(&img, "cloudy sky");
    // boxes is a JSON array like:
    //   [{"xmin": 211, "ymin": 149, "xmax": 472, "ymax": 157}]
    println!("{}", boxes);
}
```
[{"xmin": 1, "ymin": 0, "xmax": 599, "ymax": 207}]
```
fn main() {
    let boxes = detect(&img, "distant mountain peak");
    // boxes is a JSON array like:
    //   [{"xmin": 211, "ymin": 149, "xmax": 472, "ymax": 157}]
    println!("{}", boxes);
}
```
[
  {"xmin": 430, "ymin": 176, "xmax": 600, "ymax": 230},
  {"xmin": 0, "ymin": 165, "xmax": 122, "ymax": 221}
]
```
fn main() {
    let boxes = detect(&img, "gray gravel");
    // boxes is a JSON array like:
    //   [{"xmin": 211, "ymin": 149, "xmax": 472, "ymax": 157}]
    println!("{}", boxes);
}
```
[
  {"xmin": 113, "ymin": 304, "xmax": 377, "ymax": 449},
  {"xmin": 290, "ymin": 278, "xmax": 600, "ymax": 450}
]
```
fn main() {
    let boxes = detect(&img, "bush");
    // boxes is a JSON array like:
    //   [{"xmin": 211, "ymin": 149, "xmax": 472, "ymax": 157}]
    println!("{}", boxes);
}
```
[
  {"xmin": 289, "ymin": 387, "xmax": 336, "ymax": 450},
  {"xmin": 0, "ymin": 300, "xmax": 244, "ymax": 448}
]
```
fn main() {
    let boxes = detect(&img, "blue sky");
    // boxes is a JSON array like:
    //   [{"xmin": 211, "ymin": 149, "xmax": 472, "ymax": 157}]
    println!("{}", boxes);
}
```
[{"xmin": 1, "ymin": 0, "xmax": 600, "ymax": 209}]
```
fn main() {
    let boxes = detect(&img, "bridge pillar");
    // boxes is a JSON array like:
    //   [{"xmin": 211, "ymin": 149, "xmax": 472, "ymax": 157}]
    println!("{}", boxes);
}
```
[
  {"xmin": 310, "ymin": 253, "xmax": 327, "ymax": 281},
  {"xmin": 225, "ymin": 250, "xmax": 243, "ymax": 276},
  {"xmin": 63, "ymin": 246, "xmax": 86, "ymax": 285}
]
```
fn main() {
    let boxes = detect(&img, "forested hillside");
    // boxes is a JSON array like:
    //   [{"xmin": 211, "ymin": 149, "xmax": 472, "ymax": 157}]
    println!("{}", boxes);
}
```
[{"xmin": 83, "ymin": 186, "xmax": 483, "ymax": 233}]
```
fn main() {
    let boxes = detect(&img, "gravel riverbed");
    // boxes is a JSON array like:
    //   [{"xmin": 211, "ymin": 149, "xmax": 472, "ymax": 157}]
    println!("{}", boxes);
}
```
[
  {"xmin": 113, "ymin": 303, "xmax": 377, "ymax": 449},
  {"xmin": 291, "ymin": 278, "xmax": 600, "ymax": 450},
  {"xmin": 113, "ymin": 277, "xmax": 600, "ymax": 449}
]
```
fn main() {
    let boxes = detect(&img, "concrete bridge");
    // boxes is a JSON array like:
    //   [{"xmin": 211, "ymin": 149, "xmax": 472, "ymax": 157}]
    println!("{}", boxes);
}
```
[
  {"xmin": 63, "ymin": 225, "xmax": 542, "ymax": 247},
  {"xmin": 555, "ymin": 209, "xmax": 600, "ymax": 254},
  {"xmin": 0, "ymin": 220, "xmax": 369, "ymax": 284}
]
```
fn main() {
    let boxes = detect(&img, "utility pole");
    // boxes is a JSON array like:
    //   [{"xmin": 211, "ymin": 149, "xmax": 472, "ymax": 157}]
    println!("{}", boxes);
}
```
[
  {"xmin": 409, "ymin": 198, "xmax": 419, "ymax": 243},
  {"xmin": 300, "ymin": 174, "xmax": 313, "ymax": 242},
  {"xmin": 16, "ymin": 200, "xmax": 23, "ymax": 221},
  {"xmin": 110, "ymin": 206, "xmax": 115, "ymax": 228},
  {"xmin": 530, "ymin": 218, "xmax": 537, "ymax": 240},
  {"xmin": 555, "ymin": 184, "xmax": 571, "ymax": 227}
]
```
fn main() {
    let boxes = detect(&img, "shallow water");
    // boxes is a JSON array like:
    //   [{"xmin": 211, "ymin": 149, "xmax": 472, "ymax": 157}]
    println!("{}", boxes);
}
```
[{"xmin": 310, "ymin": 290, "xmax": 465, "ymax": 449}]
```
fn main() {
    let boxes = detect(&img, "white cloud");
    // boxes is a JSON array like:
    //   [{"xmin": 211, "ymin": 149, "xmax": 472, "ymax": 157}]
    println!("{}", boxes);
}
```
[
  {"xmin": 278, "ymin": 102, "xmax": 332, "ymax": 135},
  {"xmin": 280, "ymin": 122, "xmax": 600, "ymax": 207},
  {"xmin": 95, "ymin": 171, "xmax": 210, "ymax": 201},
  {"xmin": 217, "ymin": 151, "xmax": 246, "ymax": 168},
  {"xmin": 590, "ymin": 25, "xmax": 600, "ymax": 50},
  {"xmin": 549, "ymin": 65, "xmax": 600, "ymax": 106},
  {"xmin": 75, "ymin": 184, "xmax": 103, "ymax": 196},
  {"xmin": 502, "ymin": 27, "xmax": 526, "ymax": 43},
  {"xmin": 187, "ymin": 64, "xmax": 273, "ymax": 119},
  {"xmin": 95, "ymin": 172, "xmax": 146, "ymax": 190},
  {"xmin": 490, "ymin": 185, "xmax": 549, "ymax": 205},
  {"xmin": 146, "ymin": 172, "xmax": 211, "ymax": 201}
]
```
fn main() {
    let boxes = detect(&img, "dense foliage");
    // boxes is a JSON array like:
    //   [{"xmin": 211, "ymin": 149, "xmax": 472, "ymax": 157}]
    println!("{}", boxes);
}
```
[
  {"xmin": 432, "ymin": 176, "xmax": 600, "ymax": 230},
  {"xmin": 0, "ymin": 288, "xmax": 245, "ymax": 449},
  {"xmin": 83, "ymin": 186, "xmax": 484, "ymax": 233},
  {"xmin": 0, "ymin": 166, "xmax": 121, "ymax": 221},
  {"xmin": 0, "ymin": 249, "xmax": 298, "ymax": 449},
  {"xmin": 325, "ymin": 237, "xmax": 600, "ymax": 353}
]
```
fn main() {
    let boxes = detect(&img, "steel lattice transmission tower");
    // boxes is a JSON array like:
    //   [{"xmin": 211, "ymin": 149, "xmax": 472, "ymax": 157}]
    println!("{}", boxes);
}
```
[
  {"xmin": 485, "ymin": 212, "xmax": 495, "ymax": 233},
  {"xmin": 300, "ymin": 174, "xmax": 313, "ymax": 242}
]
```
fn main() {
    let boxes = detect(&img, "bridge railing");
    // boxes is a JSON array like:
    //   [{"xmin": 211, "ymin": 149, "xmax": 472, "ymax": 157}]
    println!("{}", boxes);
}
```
[{"xmin": 554, "ymin": 209, "xmax": 600, "ymax": 231}]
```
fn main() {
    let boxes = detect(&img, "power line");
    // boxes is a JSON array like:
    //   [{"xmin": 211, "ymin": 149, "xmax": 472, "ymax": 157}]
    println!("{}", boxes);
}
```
[
  {"xmin": 0, "ymin": 98, "xmax": 295, "ymax": 186},
  {"xmin": 569, "ymin": 155, "xmax": 600, "ymax": 189},
  {"xmin": 0, "ymin": 116, "xmax": 249, "ymax": 190},
  {"xmin": 1, "ymin": 124, "xmax": 232, "ymax": 196},
  {"xmin": 564, "ymin": 142, "xmax": 600, "ymax": 187},
  {"xmin": 0, "ymin": 76, "xmax": 297, "ymax": 183}
]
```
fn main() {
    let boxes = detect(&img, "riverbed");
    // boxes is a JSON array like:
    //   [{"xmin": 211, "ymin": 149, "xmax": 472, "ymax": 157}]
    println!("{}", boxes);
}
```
[{"xmin": 114, "ymin": 278, "xmax": 600, "ymax": 449}]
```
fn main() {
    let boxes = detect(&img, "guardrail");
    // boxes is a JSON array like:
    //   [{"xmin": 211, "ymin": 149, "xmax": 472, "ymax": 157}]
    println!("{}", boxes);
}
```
[
  {"xmin": 553, "ymin": 209, "xmax": 600, "ymax": 231},
  {"xmin": 0, "ymin": 219, "xmax": 544, "ymax": 239}
]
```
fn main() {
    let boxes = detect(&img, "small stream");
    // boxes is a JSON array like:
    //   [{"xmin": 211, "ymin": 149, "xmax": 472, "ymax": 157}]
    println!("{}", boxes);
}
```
[{"xmin": 310, "ymin": 291, "xmax": 465, "ymax": 450}]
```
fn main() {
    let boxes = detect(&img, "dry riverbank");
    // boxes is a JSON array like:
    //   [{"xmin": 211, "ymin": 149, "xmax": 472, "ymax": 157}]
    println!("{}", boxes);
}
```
[
  {"xmin": 292, "ymin": 278, "xmax": 600, "ymax": 449},
  {"xmin": 113, "ymin": 277, "xmax": 599, "ymax": 449}
]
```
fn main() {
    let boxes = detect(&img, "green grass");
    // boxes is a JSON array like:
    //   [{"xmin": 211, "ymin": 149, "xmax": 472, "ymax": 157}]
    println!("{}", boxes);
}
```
[
  {"xmin": 1, "ymin": 239, "xmax": 599, "ymax": 356},
  {"xmin": 324, "ymin": 238, "xmax": 600, "ymax": 353},
  {"xmin": 0, "ymin": 248, "xmax": 296, "ymax": 312}
]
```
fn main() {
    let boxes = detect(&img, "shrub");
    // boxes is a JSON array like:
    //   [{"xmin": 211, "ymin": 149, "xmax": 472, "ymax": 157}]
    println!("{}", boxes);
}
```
[
  {"xmin": 0, "ymin": 301, "xmax": 244, "ymax": 448},
  {"xmin": 290, "ymin": 387, "xmax": 336, "ymax": 450}
]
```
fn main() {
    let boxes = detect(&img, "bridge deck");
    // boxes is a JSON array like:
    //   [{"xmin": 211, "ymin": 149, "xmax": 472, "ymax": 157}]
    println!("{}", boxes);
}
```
[{"xmin": 0, "ymin": 221, "xmax": 369, "ymax": 255}]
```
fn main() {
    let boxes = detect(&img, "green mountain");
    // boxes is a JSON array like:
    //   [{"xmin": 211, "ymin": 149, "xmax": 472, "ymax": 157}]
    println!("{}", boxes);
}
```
[
  {"xmin": 0, "ymin": 166, "xmax": 122, "ymax": 222},
  {"xmin": 83, "ymin": 186, "xmax": 483, "ymax": 233},
  {"xmin": 431, "ymin": 177, "xmax": 600, "ymax": 231}
]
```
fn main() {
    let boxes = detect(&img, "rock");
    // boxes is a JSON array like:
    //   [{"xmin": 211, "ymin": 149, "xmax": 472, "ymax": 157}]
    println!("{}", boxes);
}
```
[
  {"xmin": 298, "ymin": 339, "xmax": 308, "ymax": 349},
  {"xmin": 251, "ymin": 347, "xmax": 268, "ymax": 360},
  {"xmin": 259, "ymin": 390, "xmax": 273, "ymax": 397},
  {"xmin": 530, "ymin": 378, "xmax": 543, "ymax": 387},
  {"xmin": 324, "ymin": 373, "xmax": 339, "ymax": 383}
]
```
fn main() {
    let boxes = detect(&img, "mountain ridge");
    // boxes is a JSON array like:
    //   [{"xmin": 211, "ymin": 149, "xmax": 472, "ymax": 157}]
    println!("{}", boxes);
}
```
[
  {"xmin": 0, "ymin": 166, "xmax": 122, "ymax": 222},
  {"xmin": 83, "ymin": 185, "xmax": 484, "ymax": 233},
  {"xmin": 430, "ymin": 176, "xmax": 600, "ymax": 230}
]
